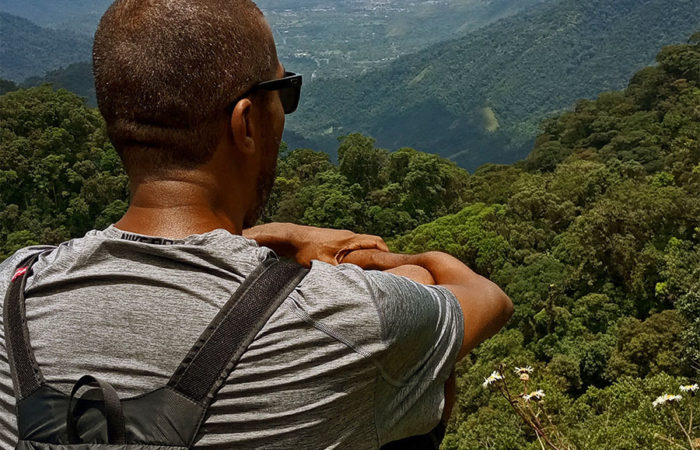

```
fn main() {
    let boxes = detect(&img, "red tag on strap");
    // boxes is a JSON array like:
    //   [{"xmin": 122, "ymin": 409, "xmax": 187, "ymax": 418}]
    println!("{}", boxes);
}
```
[{"xmin": 11, "ymin": 267, "xmax": 28, "ymax": 282}]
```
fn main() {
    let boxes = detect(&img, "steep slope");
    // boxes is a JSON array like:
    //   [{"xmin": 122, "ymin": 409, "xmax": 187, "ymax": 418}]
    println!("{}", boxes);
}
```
[
  {"xmin": 287, "ymin": 0, "xmax": 700, "ymax": 169},
  {"xmin": 4, "ymin": 0, "xmax": 546, "ymax": 86},
  {"xmin": 259, "ymin": 0, "xmax": 548, "ymax": 79},
  {"xmin": 0, "ymin": 12, "xmax": 92, "ymax": 81},
  {"xmin": 22, "ymin": 62, "xmax": 96, "ymax": 106}
]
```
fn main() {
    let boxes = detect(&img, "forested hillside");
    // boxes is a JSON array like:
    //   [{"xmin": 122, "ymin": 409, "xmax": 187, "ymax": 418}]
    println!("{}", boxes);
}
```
[
  {"xmin": 8, "ymin": 0, "xmax": 697, "ymax": 172},
  {"xmin": 0, "ymin": 0, "xmax": 545, "ymax": 82},
  {"xmin": 21, "ymin": 62, "xmax": 96, "ymax": 106},
  {"xmin": 288, "ymin": 0, "xmax": 700, "ymax": 170},
  {"xmin": 0, "ymin": 12, "xmax": 92, "ymax": 81},
  {"xmin": 1, "ymin": 36, "xmax": 698, "ymax": 449}
]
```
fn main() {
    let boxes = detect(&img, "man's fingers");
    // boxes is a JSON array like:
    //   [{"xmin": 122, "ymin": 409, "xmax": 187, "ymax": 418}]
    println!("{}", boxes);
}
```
[
  {"xmin": 356, "ymin": 234, "xmax": 389, "ymax": 252},
  {"xmin": 335, "ymin": 235, "xmax": 389, "ymax": 264}
]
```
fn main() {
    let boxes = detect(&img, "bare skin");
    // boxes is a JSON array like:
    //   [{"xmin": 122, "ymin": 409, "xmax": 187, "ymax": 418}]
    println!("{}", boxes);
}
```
[
  {"xmin": 116, "ymin": 19, "xmax": 285, "ymax": 239},
  {"xmin": 113, "ymin": 12, "xmax": 513, "ymax": 432}
]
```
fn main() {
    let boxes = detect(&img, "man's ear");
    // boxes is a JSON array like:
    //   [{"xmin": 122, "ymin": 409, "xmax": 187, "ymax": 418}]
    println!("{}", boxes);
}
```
[{"xmin": 230, "ymin": 98, "xmax": 256, "ymax": 156}]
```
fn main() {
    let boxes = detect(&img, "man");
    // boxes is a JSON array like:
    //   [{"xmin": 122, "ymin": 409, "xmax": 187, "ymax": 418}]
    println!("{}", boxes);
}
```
[{"xmin": 0, "ymin": 0, "xmax": 513, "ymax": 447}]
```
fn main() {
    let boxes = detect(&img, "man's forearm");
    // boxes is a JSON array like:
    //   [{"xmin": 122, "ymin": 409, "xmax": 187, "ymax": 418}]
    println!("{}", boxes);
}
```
[
  {"xmin": 340, "ymin": 249, "xmax": 419, "ymax": 270},
  {"xmin": 341, "ymin": 249, "xmax": 480, "ymax": 286}
]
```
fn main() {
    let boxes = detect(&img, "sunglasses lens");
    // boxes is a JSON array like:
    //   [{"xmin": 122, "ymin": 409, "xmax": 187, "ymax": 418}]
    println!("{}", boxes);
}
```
[{"xmin": 278, "ymin": 84, "xmax": 300, "ymax": 114}]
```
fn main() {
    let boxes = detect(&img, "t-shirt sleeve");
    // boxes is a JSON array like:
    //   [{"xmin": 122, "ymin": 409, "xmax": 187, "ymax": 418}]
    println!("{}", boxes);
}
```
[{"xmin": 363, "ymin": 269, "xmax": 464, "ymax": 445}]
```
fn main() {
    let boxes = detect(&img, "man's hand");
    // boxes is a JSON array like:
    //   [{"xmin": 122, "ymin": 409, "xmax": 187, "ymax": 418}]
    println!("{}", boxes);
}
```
[{"xmin": 243, "ymin": 222, "xmax": 389, "ymax": 267}]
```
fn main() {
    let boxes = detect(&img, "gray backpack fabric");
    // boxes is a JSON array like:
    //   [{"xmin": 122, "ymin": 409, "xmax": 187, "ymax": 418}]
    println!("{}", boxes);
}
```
[{"xmin": 4, "ymin": 250, "xmax": 308, "ymax": 449}]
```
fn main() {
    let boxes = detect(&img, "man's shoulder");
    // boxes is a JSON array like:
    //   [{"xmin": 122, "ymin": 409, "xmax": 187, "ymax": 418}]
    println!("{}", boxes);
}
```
[
  {"xmin": 291, "ymin": 260, "xmax": 384, "ymax": 353},
  {"xmin": 297, "ymin": 260, "xmax": 461, "ymax": 352},
  {"xmin": 0, "ymin": 245, "xmax": 56, "ymax": 295}
]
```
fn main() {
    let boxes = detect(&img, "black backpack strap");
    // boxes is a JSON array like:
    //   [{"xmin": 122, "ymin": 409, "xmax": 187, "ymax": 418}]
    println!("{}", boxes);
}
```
[
  {"xmin": 3, "ymin": 250, "xmax": 52, "ymax": 400},
  {"xmin": 66, "ymin": 375, "xmax": 126, "ymax": 444},
  {"xmin": 168, "ymin": 255, "xmax": 308, "ymax": 407}
]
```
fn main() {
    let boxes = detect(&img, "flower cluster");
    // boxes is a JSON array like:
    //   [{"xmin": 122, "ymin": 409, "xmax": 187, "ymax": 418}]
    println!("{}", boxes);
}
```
[
  {"xmin": 482, "ymin": 371, "xmax": 504, "ymax": 388},
  {"xmin": 652, "ymin": 382, "xmax": 699, "ymax": 407},
  {"xmin": 653, "ymin": 393, "xmax": 682, "ymax": 407},
  {"xmin": 482, "ymin": 365, "xmax": 567, "ymax": 448}
]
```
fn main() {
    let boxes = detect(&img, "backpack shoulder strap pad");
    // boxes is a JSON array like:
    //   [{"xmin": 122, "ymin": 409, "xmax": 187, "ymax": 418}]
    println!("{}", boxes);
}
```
[
  {"xmin": 3, "ymin": 250, "xmax": 54, "ymax": 400},
  {"xmin": 168, "ymin": 255, "xmax": 309, "ymax": 407}
]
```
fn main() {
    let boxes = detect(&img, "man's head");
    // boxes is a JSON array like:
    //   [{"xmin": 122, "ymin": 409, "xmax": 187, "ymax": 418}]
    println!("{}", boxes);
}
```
[
  {"xmin": 93, "ymin": 0, "xmax": 279, "ymax": 177},
  {"xmin": 94, "ymin": 0, "xmax": 287, "ymax": 229}
]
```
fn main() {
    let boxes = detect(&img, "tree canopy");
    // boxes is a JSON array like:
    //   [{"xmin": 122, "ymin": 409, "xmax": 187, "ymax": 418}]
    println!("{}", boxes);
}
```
[{"xmin": 1, "ymin": 34, "xmax": 699, "ymax": 449}]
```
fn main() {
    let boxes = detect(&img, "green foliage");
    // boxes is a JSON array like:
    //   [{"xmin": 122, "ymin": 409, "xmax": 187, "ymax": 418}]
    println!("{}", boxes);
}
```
[
  {"xmin": 391, "ymin": 204, "xmax": 509, "ymax": 275},
  {"xmin": 288, "ymin": 0, "xmax": 700, "ymax": 170},
  {"xmin": 1, "ymin": 33, "xmax": 699, "ymax": 450},
  {"xmin": 571, "ymin": 373, "xmax": 699, "ymax": 450},
  {"xmin": 263, "ymin": 135, "xmax": 470, "ymax": 237},
  {"xmin": 0, "ymin": 12, "xmax": 92, "ymax": 81},
  {"xmin": 606, "ymin": 310, "xmax": 691, "ymax": 379},
  {"xmin": 0, "ymin": 85, "xmax": 128, "ymax": 259},
  {"xmin": 525, "ymin": 38, "xmax": 700, "ymax": 174}
]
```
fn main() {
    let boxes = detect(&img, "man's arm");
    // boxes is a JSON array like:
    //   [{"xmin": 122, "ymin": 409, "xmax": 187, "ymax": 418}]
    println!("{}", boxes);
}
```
[
  {"xmin": 340, "ymin": 249, "xmax": 513, "ymax": 360},
  {"xmin": 383, "ymin": 264, "xmax": 436, "ymax": 285},
  {"xmin": 342, "ymin": 249, "xmax": 511, "ymax": 426},
  {"xmin": 243, "ymin": 223, "xmax": 513, "ymax": 360},
  {"xmin": 243, "ymin": 223, "xmax": 512, "ymax": 425}
]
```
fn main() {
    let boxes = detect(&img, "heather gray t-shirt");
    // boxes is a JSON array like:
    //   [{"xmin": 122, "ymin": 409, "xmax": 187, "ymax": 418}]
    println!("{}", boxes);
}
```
[{"xmin": 0, "ymin": 225, "xmax": 463, "ymax": 449}]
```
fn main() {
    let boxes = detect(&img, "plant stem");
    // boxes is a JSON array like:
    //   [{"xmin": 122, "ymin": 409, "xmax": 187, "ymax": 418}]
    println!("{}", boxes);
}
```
[
  {"xmin": 653, "ymin": 433, "xmax": 689, "ymax": 450},
  {"xmin": 536, "ymin": 434, "xmax": 547, "ymax": 450},
  {"xmin": 498, "ymin": 389, "xmax": 542, "ymax": 439},
  {"xmin": 671, "ymin": 407, "xmax": 694, "ymax": 450},
  {"xmin": 526, "ymin": 403, "xmax": 561, "ymax": 450}
]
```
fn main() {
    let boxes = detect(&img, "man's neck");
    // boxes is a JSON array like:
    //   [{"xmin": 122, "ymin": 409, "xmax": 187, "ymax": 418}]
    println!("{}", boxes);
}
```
[
  {"xmin": 115, "ymin": 178, "xmax": 247, "ymax": 239},
  {"xmin": 115, "ymin": 205, "xmax": 241, "ymax": 239}
]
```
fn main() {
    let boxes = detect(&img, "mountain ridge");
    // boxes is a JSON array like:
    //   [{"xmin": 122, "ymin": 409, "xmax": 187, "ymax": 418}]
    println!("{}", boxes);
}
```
[
  {"xmin": 0, "ymin": 12, "xmax": 92, "ymax": 81},
  {"xmin": 286, "ymin": 0, "xmax": 700, "ymax": 170}
]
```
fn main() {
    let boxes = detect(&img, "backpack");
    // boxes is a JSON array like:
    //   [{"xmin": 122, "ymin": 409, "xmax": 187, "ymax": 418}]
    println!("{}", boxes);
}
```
[
  {"xmin": 4, "ymin": 249, "xmax": 446, "ymax": 449},
  {"xmin": 4, "ymin": 250, "xmax": 308, "ymax": 448}
]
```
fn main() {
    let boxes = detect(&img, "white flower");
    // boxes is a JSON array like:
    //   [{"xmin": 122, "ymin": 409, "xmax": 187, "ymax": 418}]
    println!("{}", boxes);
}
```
[
  {"xmin": 522, "ymin": 390, "xmax": 545, "ymax": 402},
  {"xmin": 653, "ymin": 393, "xmax": 682, "ymax": 407},
  {"xmin": 514, "ymin": 366, "xmax": 534, "ymax": 375},
  {"xmin": 680, "ymin": 384, "xmax": 699, "ymax": 393},
  {"xmin": 531, "ymin": 390, "xmax": 545, "ymax": 401},
  {"xmin": 482, "ymin": 371, "xmax": 503, "ymax": 388}
]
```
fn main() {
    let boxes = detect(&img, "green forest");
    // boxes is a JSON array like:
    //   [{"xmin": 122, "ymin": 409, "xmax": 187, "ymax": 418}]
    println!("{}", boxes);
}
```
[
  {"xmin": 290, "ymin": 0, "xmax": 700, "ymax": 170},
  {"xmin": 1, "ymin": 34, "xmax": 699, "ymax": 449}
]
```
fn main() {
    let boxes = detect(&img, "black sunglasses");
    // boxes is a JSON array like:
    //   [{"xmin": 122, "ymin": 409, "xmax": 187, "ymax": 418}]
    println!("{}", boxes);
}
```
[{"xmin": 227, "ymin": 71, "xmax": 302, "ymax": 115}]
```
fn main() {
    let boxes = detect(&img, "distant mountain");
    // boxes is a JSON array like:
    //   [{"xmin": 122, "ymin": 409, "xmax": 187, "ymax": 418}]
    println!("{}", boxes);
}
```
[
  {"xmin": 286, "ymin": 0, "xmax": 700, "ymax": 169},
  {"xmin": 0, "ymin": 12, "xmax": 92, "ymax": 81},
  {"xmin": 259, "ymin": 0, "xmax": 548, "ymax": 79},
  {"xmin": 0, "ymin": 0, "xmax": 546, "ymax": 80},
  {"xmin": 8, "ymin": 0, "xmax": 546, "ymax": 110},
  {"xmin": 22, "ymin": 62, "xmax": 95, "ymax": 106}
]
